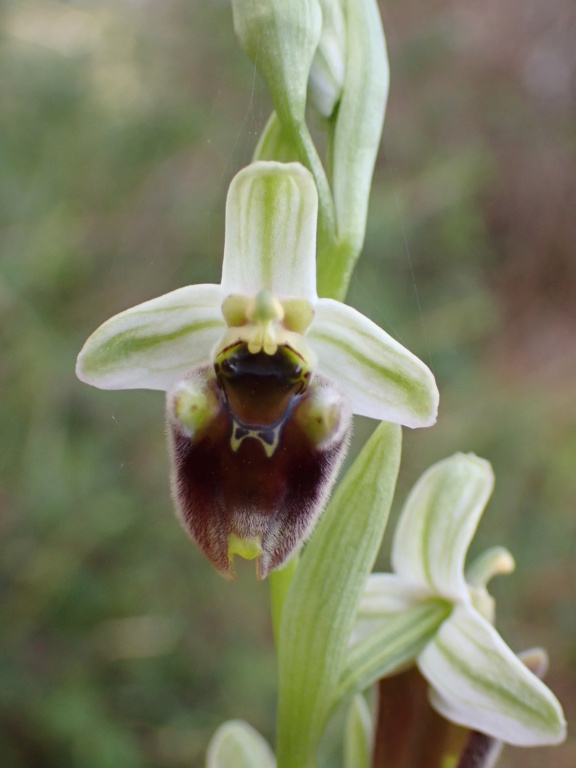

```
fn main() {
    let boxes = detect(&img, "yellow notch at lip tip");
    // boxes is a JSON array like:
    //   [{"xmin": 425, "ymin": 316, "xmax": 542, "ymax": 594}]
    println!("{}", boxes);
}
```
[{"xmin": 228, "ymin": 533, "xmax": 264, "ymax": 563}]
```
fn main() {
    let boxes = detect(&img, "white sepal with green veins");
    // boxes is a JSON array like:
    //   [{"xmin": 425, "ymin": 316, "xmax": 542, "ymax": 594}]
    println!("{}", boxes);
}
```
[{"xmin": 351, "ymin": 453, "xmax": 567, "ymax": 747}]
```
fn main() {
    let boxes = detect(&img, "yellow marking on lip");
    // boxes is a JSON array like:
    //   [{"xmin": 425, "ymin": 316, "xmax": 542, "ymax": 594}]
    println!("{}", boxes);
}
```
[
  {"xmin": 228, "ymin": 533, "xmax": 263, "ymax": 562},
  {"xmin": 230, "ymin": 420, "xmax": 283, "ymax": 458}
]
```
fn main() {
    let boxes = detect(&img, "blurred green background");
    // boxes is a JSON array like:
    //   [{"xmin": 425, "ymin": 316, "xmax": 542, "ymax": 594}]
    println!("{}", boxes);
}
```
[{"xmin": 1, "ymin": 0, "xmax": 574, "ymax": 765}]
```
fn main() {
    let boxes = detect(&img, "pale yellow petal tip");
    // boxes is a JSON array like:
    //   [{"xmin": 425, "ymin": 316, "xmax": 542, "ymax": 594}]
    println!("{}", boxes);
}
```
[
  {"xmin": 519, "ymin": 647, "xmax": 549, "ymax": 679},
  {"xmin": 228, "ymin": 534, "xmax": 264, "ymax": 575},
  {"xmin": 466, "ymin": 546, "xmax": 516, "ymax": 589}
]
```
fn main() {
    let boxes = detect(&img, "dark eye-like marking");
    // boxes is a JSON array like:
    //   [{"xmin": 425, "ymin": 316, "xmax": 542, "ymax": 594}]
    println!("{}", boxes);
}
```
[
  {"xmin": 221, "ymin": 358, "xmax": 236, "ymax": 376},
  {"xmin": 216, "ymin": 344, "xmax": 309, "ymax": 387}
]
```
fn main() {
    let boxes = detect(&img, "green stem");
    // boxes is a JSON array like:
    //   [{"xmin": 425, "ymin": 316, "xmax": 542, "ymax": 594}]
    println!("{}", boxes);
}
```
[
  {"xmin": 316, "ymin": 237, "xmax": 358, "ymax": 302},
  {"xmin": 291, "ymin": 117, "xmax": 359, "ymax": 301},
  {"xmin": 291, "ymin": 123, "xmax": 338, "ymax": 264}
]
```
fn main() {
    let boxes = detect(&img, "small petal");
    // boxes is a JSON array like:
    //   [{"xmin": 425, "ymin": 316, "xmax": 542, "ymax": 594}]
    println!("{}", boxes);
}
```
[
  {"xmin": 221, "ymin": 162, "xmax": 318, "ymax": 303},
  {"xmin": 76, "ymin": 285, "xmax": 223, "ymax": 391},
  {"xmin": 392, "ymin": 454, "xmax": 494, "ymax": 601},
  {"xmin": 206, "ymin": 720, "xmax": 275, "ymax": 768},
  {"xmin": 419, "ymin": 604, "xmax": 567, "ymax": 747},
  {"xmin": 309, "ymin": 298, "xmax": 438, "ymax": 427}
]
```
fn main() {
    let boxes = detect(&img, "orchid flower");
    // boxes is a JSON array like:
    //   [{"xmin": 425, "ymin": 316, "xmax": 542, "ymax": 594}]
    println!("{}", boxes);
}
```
[
  {"xmin": 354, "ymin": 453, "xmax": 566, "ymax": 747},
  {"xmin": 76, "ymin": 161, "xmax": 438, "ymax": 579}
]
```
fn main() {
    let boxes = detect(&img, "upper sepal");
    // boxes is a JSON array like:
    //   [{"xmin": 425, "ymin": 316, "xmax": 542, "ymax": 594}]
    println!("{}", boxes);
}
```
[
  {"xmin": 392, "ymin": 454, "xmax": 494, "ymax": 601},
  {"xmin": 221, "ymin": 162, "xmax": 318, "ymax": 304}
]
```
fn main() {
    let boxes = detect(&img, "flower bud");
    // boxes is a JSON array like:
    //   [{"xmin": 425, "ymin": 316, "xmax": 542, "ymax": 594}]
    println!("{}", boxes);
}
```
[
  {"xmin": 231, "ymin": 0, "xmax": 322, "ymax": 126},
  {"xmin": 308, "ymin": 0, "xmax": 347, "ymax": 119},
  {"xmin": 329, "ymin": 0, "xmax": 390, "ymax": 271}
]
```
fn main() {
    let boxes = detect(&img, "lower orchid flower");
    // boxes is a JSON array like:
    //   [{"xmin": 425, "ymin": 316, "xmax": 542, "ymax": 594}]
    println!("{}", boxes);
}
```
[
  {"xmin": 76, "ymin": 160, "xmax": 438, "ymax": 578},
  {"xmin": 353, "ymin": 453, "xmax": 566, "ymax": 747}
]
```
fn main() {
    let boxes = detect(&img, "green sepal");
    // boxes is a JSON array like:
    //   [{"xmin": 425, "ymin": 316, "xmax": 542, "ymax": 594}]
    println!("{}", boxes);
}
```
[
  {"xmin": 221, "ymin": 162, "xmax": 318, "ymax": 303},
  {"xmin": 276, "ymin": 422, "xmax": 402, "ymax": 768},
  {"xmin": 76, "ymin": 284, "xmax": 223, "ymax": 391},
  {"xmin": 338, "ymin": 600, "xmax": 452, "ymax": 704},
  {"xmin": 421, "ymin": 605, "xmax": 567, "ymax": 747}
]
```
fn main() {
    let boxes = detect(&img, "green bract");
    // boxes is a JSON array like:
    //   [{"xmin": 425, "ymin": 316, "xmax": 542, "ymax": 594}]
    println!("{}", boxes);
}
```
[
  {"xmin": 276, "ymin": 422, "xmax": 402, "ymax": 768},
  {"xmin": 353, "ymin": 453, "xmax": 567, "ymax": 747}
]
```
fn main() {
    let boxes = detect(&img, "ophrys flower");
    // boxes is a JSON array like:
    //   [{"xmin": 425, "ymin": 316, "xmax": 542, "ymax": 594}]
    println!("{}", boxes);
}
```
[
  {"xmin": 354, "ymin": 453, "xmax": 566, "ymax": 746},
  {"xmin": 77, "ymin": 161, "xmax": 438, "ymax": 578}
]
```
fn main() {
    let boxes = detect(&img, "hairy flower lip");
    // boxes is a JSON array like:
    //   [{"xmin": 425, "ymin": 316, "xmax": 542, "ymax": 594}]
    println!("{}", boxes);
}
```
[{"xmin": 168, "ymin": 365, "xmax": 351, "ymax": 579}]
